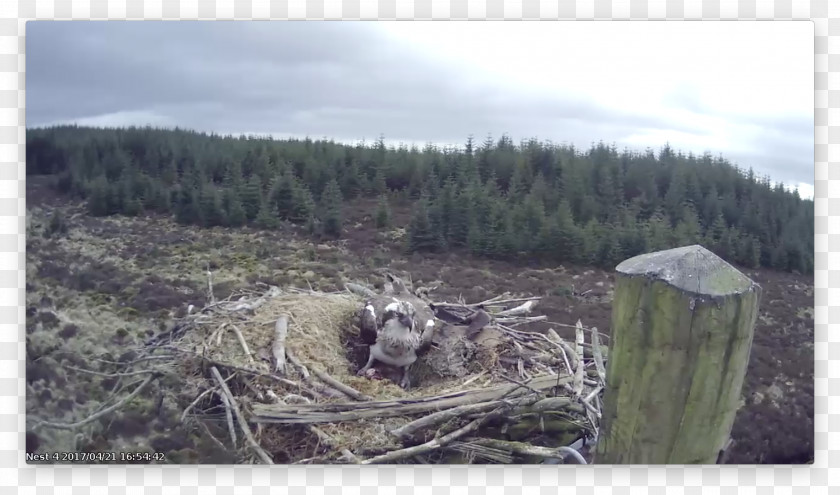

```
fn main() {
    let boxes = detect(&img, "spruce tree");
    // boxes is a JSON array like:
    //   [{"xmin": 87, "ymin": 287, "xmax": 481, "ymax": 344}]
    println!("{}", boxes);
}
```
[
  {"xmin": 319, "ymin": 178, "xmax": 344, "ymax": 238},
  {"xmin": 407, "ymin": 195, "xmax": 444, "ymax": 253},
  {"xmin": 224, "ymin": 189, "xmax": 247, "ymax": 227},
  {"xmin": 375, "ymin": 195, "xmax": 391, "ymax": 229},
  {"xmin": 255, "ymin": 198, "xmax": 280, "ymax": 229}
]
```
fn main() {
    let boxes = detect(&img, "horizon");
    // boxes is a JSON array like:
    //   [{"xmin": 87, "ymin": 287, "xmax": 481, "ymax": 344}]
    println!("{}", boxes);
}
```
[{"xmin": 27, "ymin": 122, "xmax": 815, "ymax": 200}]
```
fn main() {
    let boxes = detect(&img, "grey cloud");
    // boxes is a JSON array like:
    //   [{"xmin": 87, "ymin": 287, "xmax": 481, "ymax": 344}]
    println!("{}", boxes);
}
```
[{"xmin": 26, "ymin": 21, "xmax": 813, "ymax": 188}]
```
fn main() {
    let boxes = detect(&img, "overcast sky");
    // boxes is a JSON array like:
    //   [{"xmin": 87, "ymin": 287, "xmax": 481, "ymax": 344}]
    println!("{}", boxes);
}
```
[{"xmin": 26, "ymin": 21, "xmax": 814, "ymax": 198}]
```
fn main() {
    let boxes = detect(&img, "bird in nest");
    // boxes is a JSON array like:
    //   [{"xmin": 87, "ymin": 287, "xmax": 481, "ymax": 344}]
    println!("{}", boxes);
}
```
[{"xmin": 357, "ymin": 293, "xmax": 435, "ymax": 389}]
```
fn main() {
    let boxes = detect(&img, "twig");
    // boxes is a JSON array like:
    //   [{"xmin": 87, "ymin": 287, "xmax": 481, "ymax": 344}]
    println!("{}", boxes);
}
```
[
  {"xmin": 546, "ymin": 328, "xmax": 574, "ymax": 374},
  {"xmin": 390, "ymin": 398, "xmax": 531, "ymax": 440},
  {"xmin": 498, "ymin": 373, "xmax": 545, "ymax": 398},
  {"xmin": 209, "ymin": 366, "xmax": 274, "ymax": 464},
  {"xmin": 229, "ymin": 324, "xmax": 255, "ymax": 366},
  {"xmin": 64, "ymin": 365, "xmax": 160, "ymax": 379},
  {"xmin": 286, "ymin": 349, "xmax": 311, "ymax": 380},
  {"xmin": 217, "ymin": 389, "xmax": 238, "ymax": 447},
  {"xmin": 573, "ymin": 320, "xmax": 585, "ymax": 396},
  {"xmin": 34, "ymin": 373, "xmax": 159, "ymax": 431},
  {"xmin": 180, "ymin": 374, "xmax": 235, "ymax": 422},
  {"xmin": 309, "ymin": 367, "xmax": 372, "ymax": 402},
  {"xmin": 197, "ymin": 418, "xmax": 228, "ymax": 451},
  {"xmin": 470, "ymin": 438, "xmax": 577, "ymax": 461},
  {"xmin": 361, "ymin": 409, "xmax": 500, "ymax": 464},
  {"xmin": 495, "ymin": 300, "xmax": 539, "ymax": 317},
  {"xmin": 583, "ymin": 386, "xmax": 604, "ymax": 405}
]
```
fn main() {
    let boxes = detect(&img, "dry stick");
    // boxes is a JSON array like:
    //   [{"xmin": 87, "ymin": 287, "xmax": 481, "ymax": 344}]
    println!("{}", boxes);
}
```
[
  {"xmin": 64, "ymin": 365, "xmax": 160, "ymax": 379},
  {"xmin": 573, "ymin": 320, "xmax": 585, "ymax": 397},
  {"xmin": 251, "ymin": 374, "xmax": 573, "ymax": 424},
  {"xmin": 272, "ymin": 315, "xmax": 289, "ymax": 374},
  {"xmin": 583, "ymin": 385, "xmax": 604, "ymax": 405},
  {"xmin": 590, "ymin": 327, "xmax": 607, "ymax": 384},
  {"xmin": 477, "ymin": 296, "xmax": 542, "ymax": 307},
  {"xmin": 180, "ymin": 374, "xmax": 236, "ymax": 422},
  {"xmin": 209, "ymin": 366, "xmax": 274, "ymax": 465},
  {"xmin": 309, "ymin": 367, "xmax": 373, "ymax": 402},
  {"xmin": 469, "ymin": 438, "xmax": 573, "ymax": 461},
  {"xmin": 163, "ymin": 345, "xmax": 320, "ymax": 396},
  {"xmin": 496, "ymin": 300, "xmax": 539, "ymax": 317},
  {"xmin": 34, "ymin": 373, "xmax": 158, "ymax": 431},
  {"xmin": 309, "ymin": 425, "xmax": 336, "ymax": 449},
  {"xmin": 229, "ymin": 324, "xmax": 255, "ymax": 366},
  {"xmin": 361, "ymin": 409, "xmax": 500, "ymax": 464},
  {"xmin": 546, "ymin": 329, "xmax": 574, "ymax": 374},
  {"xmin": 285, "ymin": 349, "xmax": 311, "ymax": 380},
  {"xmin": 217, "ymin": 389, "xmax": 238, "ymax": 447},
  {"xmin": 390, "ymin": 399, "xmax": 526, "ymax": 440}
]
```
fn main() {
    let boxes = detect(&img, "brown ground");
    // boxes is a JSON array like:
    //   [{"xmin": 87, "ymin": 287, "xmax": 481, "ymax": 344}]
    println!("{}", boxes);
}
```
[{"xmin": 24, "ymin": 177, "xmax": 814, "ymax": 464}]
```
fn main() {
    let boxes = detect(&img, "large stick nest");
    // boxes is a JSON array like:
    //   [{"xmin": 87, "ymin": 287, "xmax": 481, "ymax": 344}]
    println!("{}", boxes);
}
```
[{"xmin": 40, "ymin": 274, "xmax": 609, "ymax": 465}]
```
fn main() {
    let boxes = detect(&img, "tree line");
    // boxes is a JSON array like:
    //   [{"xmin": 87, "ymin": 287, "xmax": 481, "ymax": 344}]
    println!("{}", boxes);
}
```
[{"xmin": 26, "ymin": 125, "xmax": 813, "ymax": 273}]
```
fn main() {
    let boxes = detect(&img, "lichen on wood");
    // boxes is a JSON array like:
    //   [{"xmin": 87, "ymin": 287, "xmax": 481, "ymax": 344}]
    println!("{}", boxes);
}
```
[{"xmin": 596, "ymin": 245, "xmax": 761, "ymax": 464}]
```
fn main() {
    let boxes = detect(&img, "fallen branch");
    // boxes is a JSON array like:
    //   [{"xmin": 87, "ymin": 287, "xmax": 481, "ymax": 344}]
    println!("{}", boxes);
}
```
[
  {"xmin": 34, "ymin": 373, "xmax": 159, "ymax": 431},
  {"xmin": 217, "ymin": 389, "xmax": 238, "ymax": 446},
  {"xmin": 252, "ymin": 374, "xmax": 572, "ymax": 424},
  {"xmin": 209, "ymin": 366, "xmax": 274, "ymax": 464},
  {"xmin": 390, "ymin": 396, "xmax": 536, "ymax": 440},
  {"xmin": 469, "ymin": 438, "xmax": 573, "ymax": 461},
  {"xmin": 361, "ymin": 408, "xmax": 500, "ymax": 464},
  {"xmin": 309, "ymin": 367, "xmax": 372, "ymax": 402}
]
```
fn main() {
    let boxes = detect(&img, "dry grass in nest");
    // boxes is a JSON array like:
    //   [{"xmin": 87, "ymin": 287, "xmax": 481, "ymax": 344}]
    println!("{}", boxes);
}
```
[{"xmin": 168, "ymin": 287, "xmax": 585, "ymax": 462}]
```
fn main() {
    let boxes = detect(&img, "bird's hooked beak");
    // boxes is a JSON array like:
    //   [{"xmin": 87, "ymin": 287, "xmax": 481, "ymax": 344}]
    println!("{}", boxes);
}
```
[{"xmin": 399, "ymin": 313, "xmax": 414, "ymax": 331}]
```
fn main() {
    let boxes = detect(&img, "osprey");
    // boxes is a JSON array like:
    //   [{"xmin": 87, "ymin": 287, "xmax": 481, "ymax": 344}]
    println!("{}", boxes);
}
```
[{"xmin": 356, "ymin": 274, "xmax": 436, "ymax": 389}]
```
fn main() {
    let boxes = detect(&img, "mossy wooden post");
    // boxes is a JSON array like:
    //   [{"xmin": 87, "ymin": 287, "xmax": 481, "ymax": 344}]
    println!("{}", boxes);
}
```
[{"xmin": 595, "ymin": 245, "xmax": 761, "ymax": 464}]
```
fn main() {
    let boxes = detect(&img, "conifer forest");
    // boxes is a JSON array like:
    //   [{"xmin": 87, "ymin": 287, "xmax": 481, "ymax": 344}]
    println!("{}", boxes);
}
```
[{"xmin": 27, "ymin": 125, "xmax": 813, "ymax": 273}]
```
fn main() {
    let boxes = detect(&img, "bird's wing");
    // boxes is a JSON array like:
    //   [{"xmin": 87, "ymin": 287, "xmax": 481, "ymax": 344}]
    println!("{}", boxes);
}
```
[{"xmin": 359, "ymin": 300, "xmax": 380, "ymax": 345}]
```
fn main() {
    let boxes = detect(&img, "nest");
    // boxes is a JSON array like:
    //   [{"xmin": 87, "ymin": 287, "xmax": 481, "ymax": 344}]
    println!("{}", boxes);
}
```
[{"xmin": 37, "ymin": 276, "xmax": 609, "ymax": 465}]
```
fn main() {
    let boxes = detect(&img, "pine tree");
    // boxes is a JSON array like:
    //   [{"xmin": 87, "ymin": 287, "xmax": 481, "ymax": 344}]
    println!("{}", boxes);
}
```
[
  {"xmin": 255, "ymin": 198, "xmax": 280, "ymax": 229},
  {"xmin": 375, "ymin": 195, "xmax": 391, "ymax": 229},
  {"xmin": 240, "ymin": 176, "xmax": 263, "ymax": 221},
  {"xmin": 270, "ymin": 172, "xmax": 296, "ymax": 220},
  {"xmin": 224, "ymin": 189, "xmax": 247, "ymax": 227},
  {"xmin": 319, "ymin": 178, "xmax": 344, "ymax": 238},
  {"xmin": 407, "ymin": 196, "xmax": 443, "ymax": 253},
  {"xmin": 290, "ymin": 183, "xmax": 316, "ymax": 224},
  {"xmin": 198, "ymin": 187, "xmax": 224, "ymax": 227},
  {"xmin": 86, "ymin": 176, "xmax": 112, "ymax": 217}
]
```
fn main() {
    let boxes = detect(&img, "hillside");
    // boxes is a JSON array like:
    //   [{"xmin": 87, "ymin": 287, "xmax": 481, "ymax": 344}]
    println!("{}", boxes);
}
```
[
  {"xmin": 25, "ymin": 175, "xmax": 813, "ymax": 464},
  {"xmin": 26, "ymin": 126, "xmax": 814, "ymax": 274}
]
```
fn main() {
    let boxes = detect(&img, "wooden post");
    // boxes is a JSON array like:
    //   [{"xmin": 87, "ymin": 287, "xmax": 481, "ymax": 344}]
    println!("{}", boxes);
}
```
[{"xmin": 595, "ymin": 245, "xmax": 761, "ymax": 464}]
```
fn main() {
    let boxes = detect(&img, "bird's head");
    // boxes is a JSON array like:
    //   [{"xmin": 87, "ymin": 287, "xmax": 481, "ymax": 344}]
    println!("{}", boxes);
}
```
[
  {"xmin": 398, "ymin": 312, "xmax": 414, "ymax": 331},
  {"xmin": 385, "ymin": 299, "xmax": 416, "ymax": 331}
]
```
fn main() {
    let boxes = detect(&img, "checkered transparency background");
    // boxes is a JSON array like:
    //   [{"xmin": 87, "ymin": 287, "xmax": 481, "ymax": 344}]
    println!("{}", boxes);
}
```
[{"xmin": 0, "ymin": 0, "xmax": 833, "ymax": 492}]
